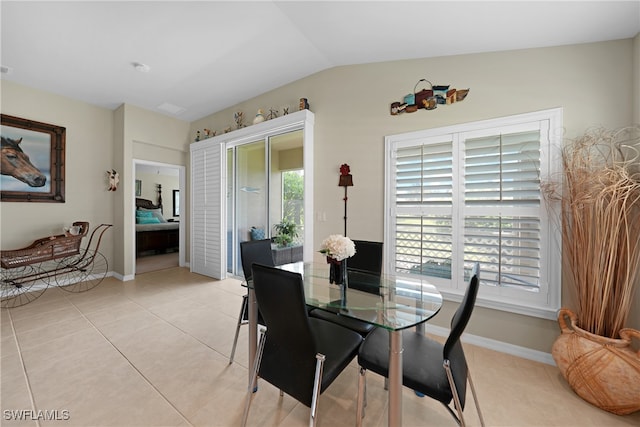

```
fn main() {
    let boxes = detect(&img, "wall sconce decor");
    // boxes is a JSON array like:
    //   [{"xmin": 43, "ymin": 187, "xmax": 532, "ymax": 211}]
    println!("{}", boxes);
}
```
[
  {"xmin": 339, "ymin": 164, "xmax": 353, "ymax": 236},
  {"xmin": 107, "ymin": 169, "xmax": 119, "ymax": 191},
  {"xmin": 390, "ymin": 78, "xmax": 469, "ymax": 115}
]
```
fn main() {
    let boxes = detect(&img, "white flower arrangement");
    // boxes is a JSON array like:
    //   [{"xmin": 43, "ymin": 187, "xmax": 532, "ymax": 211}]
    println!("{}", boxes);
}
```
[{"xmin": 319, "ymin": 234, "xmax": 356, "ymax": 261}]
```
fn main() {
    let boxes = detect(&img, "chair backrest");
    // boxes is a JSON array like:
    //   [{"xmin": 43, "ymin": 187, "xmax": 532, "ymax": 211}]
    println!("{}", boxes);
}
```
[
  {"xmin": 443, "ymin": 262, "xmax": 480, "ymax": 410},
  {"xmin": 240, "ymin": 239, "xmax": 274, "ymax": 281},
  {"xmin": 251, "ymin": 263, "xmax": 318, "ymax": 406},
  {"xmin": 346, "ymin": 240, "xmax": 383, "ymax": 294},
  {"xmin": 348, "ymin": 240, "xmax": 383, "ymax": 275}
]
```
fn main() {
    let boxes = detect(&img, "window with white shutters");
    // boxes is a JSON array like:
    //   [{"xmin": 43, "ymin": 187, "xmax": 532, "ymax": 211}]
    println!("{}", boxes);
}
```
[{"xmin": 385, "ymin": 109, "xmax": 562, "ymax": 318}]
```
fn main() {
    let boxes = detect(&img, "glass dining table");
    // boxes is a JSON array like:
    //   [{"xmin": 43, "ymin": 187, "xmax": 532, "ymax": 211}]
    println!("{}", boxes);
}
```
[{"xmin": 245, "ymin": 262, "xmax": 443, "ymax": 426}]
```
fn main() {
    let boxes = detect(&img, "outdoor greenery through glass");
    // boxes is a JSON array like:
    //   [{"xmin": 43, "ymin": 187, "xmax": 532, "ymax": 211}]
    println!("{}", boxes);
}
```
[{"xmin": 282, "ymin": 169, "xmax": 304, "ymax": 236}]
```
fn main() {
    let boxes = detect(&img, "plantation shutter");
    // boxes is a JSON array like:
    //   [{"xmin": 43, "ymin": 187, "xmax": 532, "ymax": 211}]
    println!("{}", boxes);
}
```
[
  {"xmin": 394, "ymin": 138, "xmax": 455, "ymax": 278},
  {"xmin": 190, "ymin": 141, "xmax": 224, "ymax": 279},
  {"xmin": 462, "ymin": 130, "xmax": 542, "ymax": 291},
  {"xmin": 386, "ymin": 109, "xmax": 561, "ymax": 316},
  {"xmin": 390, "ymin": 124, "xmax": 549, "ymax": 289}
]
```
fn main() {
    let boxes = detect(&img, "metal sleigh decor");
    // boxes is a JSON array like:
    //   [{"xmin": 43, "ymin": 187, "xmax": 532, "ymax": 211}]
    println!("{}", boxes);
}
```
[{"xmin": 390, "ymin": 78, "xmax": 469, "ymax": 115}]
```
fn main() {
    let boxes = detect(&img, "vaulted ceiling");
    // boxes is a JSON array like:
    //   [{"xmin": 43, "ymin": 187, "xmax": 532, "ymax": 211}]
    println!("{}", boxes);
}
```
[{"xmin": 2, "ymin": 1, "xmax": 639, "ymax": 121}]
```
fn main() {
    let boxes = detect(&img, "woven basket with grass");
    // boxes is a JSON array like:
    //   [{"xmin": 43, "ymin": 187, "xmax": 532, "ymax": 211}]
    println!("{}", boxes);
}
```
[{"xmin": 546, "ymin": 126, "xmax": 640, "ymax": 415}]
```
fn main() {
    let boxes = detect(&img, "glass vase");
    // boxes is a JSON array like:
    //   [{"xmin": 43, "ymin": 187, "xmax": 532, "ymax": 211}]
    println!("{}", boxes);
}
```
[{"xmin": 328, "ymin": 257, "xmax": 347, "ymax": 285}]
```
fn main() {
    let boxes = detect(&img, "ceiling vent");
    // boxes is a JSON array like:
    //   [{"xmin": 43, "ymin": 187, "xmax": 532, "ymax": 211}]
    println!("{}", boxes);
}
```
[{"xmin": 157, "ymin": 102, "xmax": 186, "ymax": 115}]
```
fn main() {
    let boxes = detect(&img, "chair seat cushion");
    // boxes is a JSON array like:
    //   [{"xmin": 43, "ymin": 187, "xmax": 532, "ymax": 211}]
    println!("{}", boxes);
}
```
[
  {"xmin": 309, "ymin": 308, "xmax": 376, "ymax": 336},
  {"xmin": 259, "ymin": 317, "xmax": 362, "ymax": 407},
  {"xmin": 357, "ymin": 327, "xmax": 453, "ymax": 404}
]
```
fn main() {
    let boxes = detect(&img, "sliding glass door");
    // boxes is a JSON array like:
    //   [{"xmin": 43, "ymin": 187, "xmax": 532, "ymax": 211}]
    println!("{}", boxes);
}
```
[
  {"xmin": 226, "ymin": 130, "xmax": 304, "ymax": 277},
  {"xmin": 227, "ymin": 139, "xmax": 267, "ymax": 275}
]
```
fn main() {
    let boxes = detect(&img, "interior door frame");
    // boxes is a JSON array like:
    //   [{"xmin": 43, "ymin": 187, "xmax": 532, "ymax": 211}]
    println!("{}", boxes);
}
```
[{"xmin": 132, "ymin": 159, "xmax": 186, "ymax": 273}]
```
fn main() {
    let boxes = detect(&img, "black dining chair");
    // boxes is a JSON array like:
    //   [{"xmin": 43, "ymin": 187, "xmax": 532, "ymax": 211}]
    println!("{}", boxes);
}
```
[
  {"xmin": 347, "ymin": 240, "xmax": 383, "ymax": 274},
  {"xmin": 241, "ymin": 264, "xmax": 363, "ymax": 427},
  {"xmin": 309, "ymin": 240, "xmax": 383, "ymax": 336},
  {"xmin": 229, "ymin": 239, "xmax": 274, "ymax": 364},
  {"xmin": 356, "ymin": 263, "xmax": 484, "ymax": 427}
]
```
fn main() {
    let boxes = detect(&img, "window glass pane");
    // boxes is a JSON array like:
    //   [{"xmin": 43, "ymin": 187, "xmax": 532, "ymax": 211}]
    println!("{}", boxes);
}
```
[{"xmin": 282, "ymin": 169, "xmax": 304, "ymax": 237}]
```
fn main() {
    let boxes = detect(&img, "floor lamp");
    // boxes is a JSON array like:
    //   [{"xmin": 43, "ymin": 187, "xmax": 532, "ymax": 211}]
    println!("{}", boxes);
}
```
[{"xmin": 339, "ymin": 164, "xmax": 353, "ymax": 236}]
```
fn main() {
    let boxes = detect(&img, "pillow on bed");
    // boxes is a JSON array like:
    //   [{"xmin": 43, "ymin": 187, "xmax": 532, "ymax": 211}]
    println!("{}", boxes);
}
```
[
  {"xmin": 136, "ymin": 210, "xmax": 153, "ymax": 218},
  {"xmin": 137, "ymin": 217, "xmax": 161, "ymax": 224},
  {"xmin": 138, "ymin": 207, "xmax": 167, "ymax": 223}
]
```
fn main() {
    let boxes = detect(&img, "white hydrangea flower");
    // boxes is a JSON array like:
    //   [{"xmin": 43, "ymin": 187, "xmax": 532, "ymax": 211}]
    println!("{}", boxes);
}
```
[{"xmin": 319, "ymin": 234, "xmax": 356, "ymax": 261}]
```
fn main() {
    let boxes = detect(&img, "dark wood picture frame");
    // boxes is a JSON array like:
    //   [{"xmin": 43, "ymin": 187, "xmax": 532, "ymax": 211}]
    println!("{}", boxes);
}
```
[
  {"xmin": 1, "ymin": 114, "xmax": 66, "ymax": 202},
  {"xmin": 172, "ymin": 189, "xmax": 179, "ymax": 217}
]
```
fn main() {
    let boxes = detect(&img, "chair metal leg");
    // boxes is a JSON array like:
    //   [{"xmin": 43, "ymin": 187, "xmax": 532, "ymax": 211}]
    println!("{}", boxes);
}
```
[
  {"xmin": 229, "ymin": 294, "xmax": 248, "ymax": 364},
  {"xmin": 443, "ymin": 359, "xmax": 465, "ymax": 426},
  {"xmin": 446, "ymin": 358, "xmax": 486, "ymax": 427},
  {"xmin": 443, "ymin": 358, "xmax": 485, "ymax": 427},
  {"xmin": 241, "ymin": 328, "xmax": 266, "ymax": 427},
  {"xmin": 356, "ymin": 367, "xmax": 366, "ymax": 427},
  {"xmin": 467, "ymin": 368, "xmax": 485, "ymax": 427},
  {"xmin": 309, "ymin": 353, "xmax": 326, "ymax": 427}
]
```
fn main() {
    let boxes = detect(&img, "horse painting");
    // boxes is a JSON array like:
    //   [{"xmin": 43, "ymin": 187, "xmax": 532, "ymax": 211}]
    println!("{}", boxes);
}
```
[{"xmin": 1, "ymin": 136, "xmax": 47, "ymax": 187}]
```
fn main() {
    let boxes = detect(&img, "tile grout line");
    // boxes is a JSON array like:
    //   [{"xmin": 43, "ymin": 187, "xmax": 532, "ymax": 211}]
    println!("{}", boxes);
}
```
[
  {"xmin": 125, "ymin": 290, "xmax": 241, "ymax": 364},
  {"xmin": 122, "ymin": 276, "xmax": 250, "ymax": 366},
  {"xmin": 63, "ymin": 293, "xmax": 195, "ymax": 427},
  {"xmin": 6, "ymin": 308, "xmax": 41, "ymax": 427}
]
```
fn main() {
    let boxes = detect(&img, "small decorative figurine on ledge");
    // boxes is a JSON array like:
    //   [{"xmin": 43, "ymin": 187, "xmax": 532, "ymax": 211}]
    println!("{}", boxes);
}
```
[
  {"xmin": 299, "ymin": 97, "xmax": 309, "ymax": 110},
  {"xmin": 266, "ymin": 107, "xmax": 279, "ymax": 120},
  {"xmin": 234, "ymin": 111, "xmax": 245, "ymax": 129},
  {"xmin": 253, "ymin": 109, "xmax": 265, "ymax": 124}
]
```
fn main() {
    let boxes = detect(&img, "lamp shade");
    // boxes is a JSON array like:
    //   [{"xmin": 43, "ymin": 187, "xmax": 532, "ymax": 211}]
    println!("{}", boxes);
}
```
[
  {"xmin": 339, "ymin": 174, "xmax": 353, "ymax": 187},
  {"xmin": 339, "ymin": 163, "xmax": 353, "ymax": 186}
]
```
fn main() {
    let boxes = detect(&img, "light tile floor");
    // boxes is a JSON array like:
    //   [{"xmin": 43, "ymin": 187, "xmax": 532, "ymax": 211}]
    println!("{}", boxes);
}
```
[{"xmin": 2, "ymin": 267, "xmax": 639, "ymax": 426}]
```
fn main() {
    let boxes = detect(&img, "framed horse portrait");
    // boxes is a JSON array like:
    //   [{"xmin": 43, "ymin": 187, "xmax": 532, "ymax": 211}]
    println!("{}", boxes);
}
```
[{"xmin": 1, "ymin": 114, "xmax": 66, "ymax": 202}]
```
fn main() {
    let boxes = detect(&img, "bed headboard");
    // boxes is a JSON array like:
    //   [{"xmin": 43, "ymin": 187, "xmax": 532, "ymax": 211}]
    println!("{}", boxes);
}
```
[
  {"xmin": 136, "ymin": 184, "xmax": 163, "ymax": 213},
  {"xmin": 136, "ymin": 198, "xmax": 159, "ymax": 209}
]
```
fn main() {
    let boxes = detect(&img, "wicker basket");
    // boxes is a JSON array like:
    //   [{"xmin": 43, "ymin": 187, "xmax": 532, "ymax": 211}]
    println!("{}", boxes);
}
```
[{"xmin": 552, "ymin": 308, "xmax": 640, "ymax": 415}]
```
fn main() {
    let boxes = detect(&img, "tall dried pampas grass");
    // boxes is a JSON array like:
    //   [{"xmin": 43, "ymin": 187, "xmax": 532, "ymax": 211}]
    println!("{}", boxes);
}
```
[{"xmin": 547, "ymin": 126, "xmax": 640, "ymax": 338}]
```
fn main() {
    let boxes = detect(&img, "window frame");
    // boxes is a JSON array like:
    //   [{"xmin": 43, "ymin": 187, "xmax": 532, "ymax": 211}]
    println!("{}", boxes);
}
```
[{"xmin": 384, "ymin": 108, "xmax": 563, "ymax": 319}]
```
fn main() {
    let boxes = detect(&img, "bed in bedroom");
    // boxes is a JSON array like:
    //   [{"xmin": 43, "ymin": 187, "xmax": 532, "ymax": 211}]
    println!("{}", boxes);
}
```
[{"xmin": 136, "ymin": 188, "xmax": 179, "ymax": 257}]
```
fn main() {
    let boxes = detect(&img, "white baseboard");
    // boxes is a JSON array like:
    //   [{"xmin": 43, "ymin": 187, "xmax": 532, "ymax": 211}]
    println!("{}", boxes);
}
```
[{"xmin": 425, "ymin": 324, "xmax": 556, "ymax": 366}]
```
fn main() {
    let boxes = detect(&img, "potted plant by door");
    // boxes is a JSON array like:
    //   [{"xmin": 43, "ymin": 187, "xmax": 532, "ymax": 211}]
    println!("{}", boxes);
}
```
[
  {"xmin": 545, "ymin": 126, "xmax": 640, "ymax": 415},
  {"xmin": 273, "ymin": 220, "xmax": 298, "ymax": 247}
]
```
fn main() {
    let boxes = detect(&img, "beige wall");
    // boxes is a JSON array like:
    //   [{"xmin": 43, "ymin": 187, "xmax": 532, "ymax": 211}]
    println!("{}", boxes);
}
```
[
  {"xmin": 115, "ymin": 104, "xmax": 190, "ymax": 276},
  {"xmin": 0, "ymin": 84, "xmax": 190, "ymax": 277},
  {"xmin": 191, "ymin": 39, "xmax": 638, "ymax": 353},
  {"xmin": 634, "ymin": 33, "xmax": 640, "ymax": 123},
  {"xmin": 2, "ymin": 37, "xmax": 638, "ymax": 354},
  {"xmin": 1, "ymin": 81, "xmax": 115, "ymax": 262}
]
